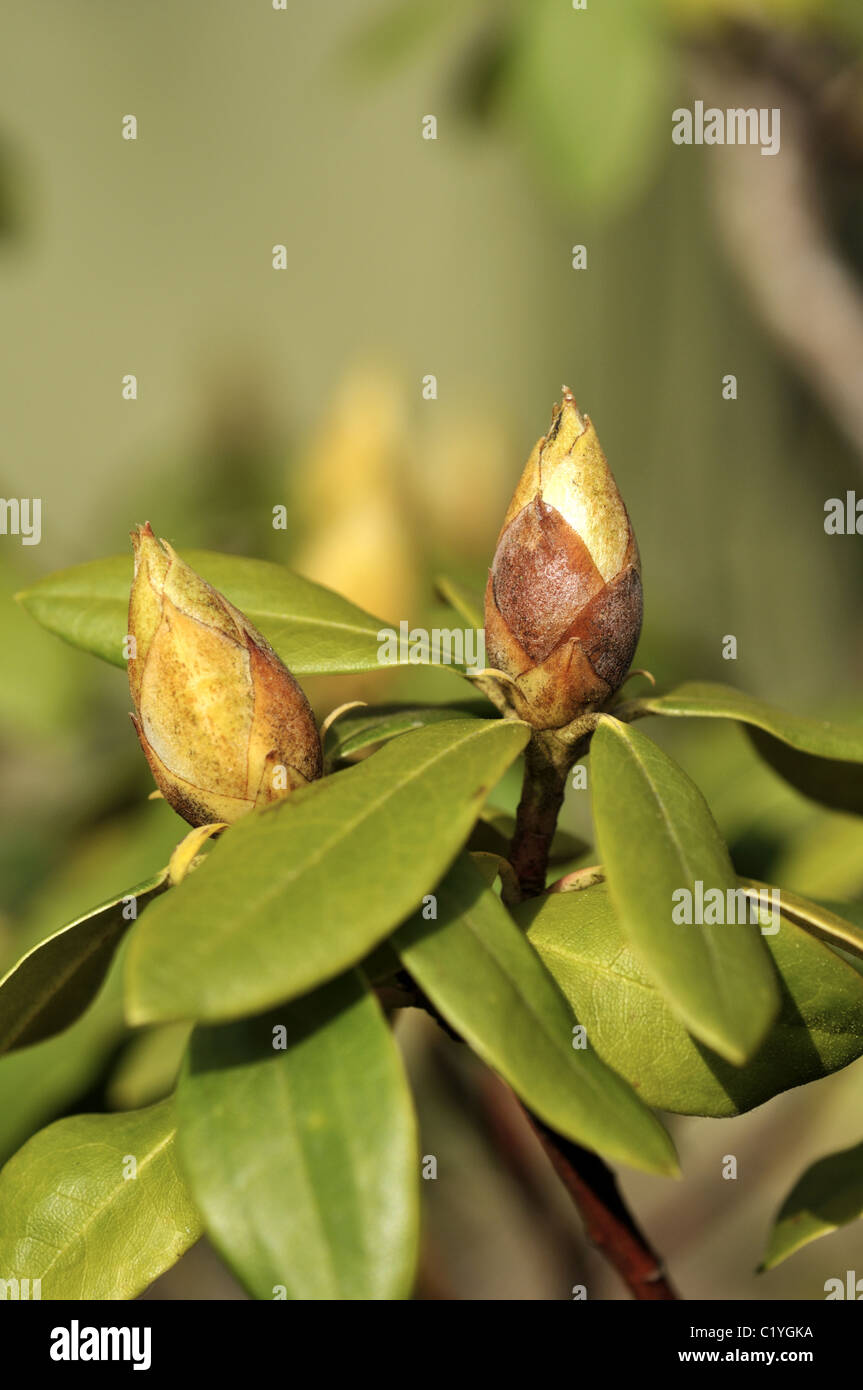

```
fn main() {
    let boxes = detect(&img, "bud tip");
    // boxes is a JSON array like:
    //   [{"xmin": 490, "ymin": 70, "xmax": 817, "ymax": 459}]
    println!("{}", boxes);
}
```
[{"xmin": 558, "ymin": 385, "xmax": 586, "ymax": 432}]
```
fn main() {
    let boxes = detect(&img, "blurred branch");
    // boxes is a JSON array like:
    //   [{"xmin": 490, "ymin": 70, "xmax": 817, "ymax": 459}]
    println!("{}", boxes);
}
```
[
  {"xmin": 429, "ymin": 1035, "xmax": 590, "ymax": 1289},
  {"xmin": 689, "ymin": 32, "xmax": 863, "ymax": 463},
  {"xmin": 475, "ymin": 1070, "xmax": 588, "ymax": 1274}
]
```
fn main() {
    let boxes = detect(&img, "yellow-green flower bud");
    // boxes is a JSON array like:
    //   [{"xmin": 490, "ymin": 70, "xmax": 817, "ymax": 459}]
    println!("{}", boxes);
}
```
[
  {"xmin": 484, "ymin": 391, "xmax": 641, "ymax": 730},
  {"xmin": 128, "ymin": 523, "xmax": 322, "ymax": 827}
]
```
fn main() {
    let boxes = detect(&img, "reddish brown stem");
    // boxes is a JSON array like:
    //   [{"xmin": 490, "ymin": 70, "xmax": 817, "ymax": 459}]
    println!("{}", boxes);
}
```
[
  {"xmin": 529, "ymin": 1116, "xmax": 679, "ymax": 1300},
  {"xmin": 506, "ymin": 728, "xmax": 680, "ymax": 1300},
  {"xmin": 507, "ymin": 736, "xmax": 570, "ymax": 899}
]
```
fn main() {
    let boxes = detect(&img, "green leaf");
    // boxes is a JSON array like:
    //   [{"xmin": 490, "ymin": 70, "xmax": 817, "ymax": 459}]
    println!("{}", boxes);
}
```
[
  {"xmin": 761, "ymin": 1141, "xmax": 863, "ymax": 1271},
  {"xmin": 0, "ymin": 804, "xmax": 184, "ymax": 1160},
  {"xmin": 590, "ymin": 717, "xmax": 779, "ymax": 1064},
  {"xmin": 176, "ymin": 972, "xmax": 418, "ymax": 1300},
  {"xmin": 770, "ymin": 816, "xmax": 863, "ymax": 901},
  {"xmin": 106, "ymin": 1024, "xmax": 191, "ymax": 1111},
  {"xmin": 624, "ymin": 681, "xmax": 863, "ymax": 814},
  {"xmin": 126, "ymin": 718, "xmax": 529, "ymax": 1025},
  {"xmin": 469, "ymin": 851, "xmax": 505, "ymax": 888},
  {"xmin": 16, "ymin": 550, "xmax": 395, "ymax": 675},
  {"xmin": 742, "ymin": 879, "xmax": 863, "ymax": 963},
  {"xmin": 502, "ymin": 0, "xmax": 669, "ymax": 218},
  {"xmin": 520, "ymin": 883, "xmax": 863, "ymax": 1118},
  {"xmin": 0, "ymin": 1098, "xmax": 201, "ymax": 1299},
  {"xmin": 393, "ymin": 855, "xmax": 677, "ymax": 1176},
  {"xmin": 0, "ymin": 871, "xmax": 168, "ymax": 1054},
  {"xmin": 324, "ymin": 701, "xmax": 486, "ymax": 762},
  {"xmin": 0, "ymin": 965, "xmax": 126, "ymax": 1164}
]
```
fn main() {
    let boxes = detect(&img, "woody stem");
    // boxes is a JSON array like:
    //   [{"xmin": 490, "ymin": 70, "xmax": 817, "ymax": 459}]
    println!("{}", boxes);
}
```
[
  {"xmin": 505, "ymin": 730, "xmax": 583, "ymax": 902},
  {"xmin": 505, "ymin": 727, "xmax": 679, "ymax": 1302},
  {"xmin": 528, "ymin": 1118, "xmax": 679, "ymax": 1300}
]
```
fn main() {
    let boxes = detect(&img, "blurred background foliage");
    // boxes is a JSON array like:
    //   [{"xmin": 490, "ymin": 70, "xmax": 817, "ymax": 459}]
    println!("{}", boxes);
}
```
[{"xmin": 1, "ymin": 0, "xmax": 863, "ymax": 1299}]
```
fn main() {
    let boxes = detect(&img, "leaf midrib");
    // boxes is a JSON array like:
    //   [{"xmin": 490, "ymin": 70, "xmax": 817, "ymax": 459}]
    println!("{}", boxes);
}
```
[
  {"xmin": 0, "ymin": 875, "xmax": 167, "ymax": 1051},
  {"xmin": 535, "ymin": 940, "xmax": 858, "ymax": 1043},
  {"xmin": 603, "ymin": 729, "xmax": 742, "ymax": 1022},
  {"xmin": 26, "ymin": 1128, "xmax": 177, "ymax": 1286},
  {"xmin": 174, "ymin": 722, "xmax": 516, "ymax": 966},
  {"xmin": 33, "ymin": 588, "xmax": 382, "ymax": 640},
  {"xmin": 433, "ymin": 902, "xmax": 648, "ymax": 1124}
]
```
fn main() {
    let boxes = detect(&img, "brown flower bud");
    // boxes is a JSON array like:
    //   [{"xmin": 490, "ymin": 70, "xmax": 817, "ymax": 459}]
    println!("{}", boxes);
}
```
[
  {"xmin": 128, "ymin": 524, "xmax": 322, "ymax": 827},
  {"xmin": 484, "ymin": 391, "xmax": 641, "ymax": 730}
]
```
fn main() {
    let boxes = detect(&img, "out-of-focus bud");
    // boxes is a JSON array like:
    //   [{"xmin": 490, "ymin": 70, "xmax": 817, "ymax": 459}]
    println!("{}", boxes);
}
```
[
  {"xmin": 484, "ymin": 390, "xmax": 641, "ymax": 731},
  {"xmin": 128, "ymin": 523, "xmax": 322, "ymax": 827},
  {"xmin": 291, "ymin": 367, "xmax": 418, "ymax": 707},
  {"xmin": 292, "ymin": 366, "xmax": 416, "ymax": 625}
]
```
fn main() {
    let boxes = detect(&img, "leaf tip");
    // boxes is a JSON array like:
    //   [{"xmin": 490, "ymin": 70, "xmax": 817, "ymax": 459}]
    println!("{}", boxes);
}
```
[
  {"xmin": 595, "ymin": 712, "xmax": 626, "ymax": 738},
  {"xmin": 653, "ymin": 1141, "xmax": 682, "ymax": 1180},
  {"xmin": 124, "ymin": 998, "xmax": 155, "ymax": 1029},
  {"xmin": 710, "ymin": 1036, "xmax": 750, "ymax": 1068},
  {"xmin": 123, "ymin": 974, "xmax": 169, "ymax": 1029}
]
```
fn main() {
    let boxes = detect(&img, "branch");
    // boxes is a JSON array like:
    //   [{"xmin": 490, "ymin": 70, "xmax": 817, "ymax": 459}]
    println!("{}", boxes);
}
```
[
  {"xmin": 528, "ymin": 1115, "xmax": 679, "ymax": 1301},
  {"xmin": 688, "ymin": 41, "xmax": 863, "ymax": 465},
  {"xmin": 506, "ymin": 729, "xmax": 586, "ymax": 901},
  {"xmin": 506, "ymin": 724, "xmax": 680, "ymax": 1300}
]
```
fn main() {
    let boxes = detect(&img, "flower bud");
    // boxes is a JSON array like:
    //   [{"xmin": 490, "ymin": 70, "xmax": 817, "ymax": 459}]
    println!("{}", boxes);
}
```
[
  {"xmin": 484, "ymin": 391, "xmax": 641, "ymax": 730},
  {"xmin": 128, "ymin": 523, "xmax": 322, "ymax": 827}
]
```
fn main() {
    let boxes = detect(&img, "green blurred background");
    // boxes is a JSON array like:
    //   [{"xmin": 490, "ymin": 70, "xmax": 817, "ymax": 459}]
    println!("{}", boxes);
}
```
[{"xmin": 2, "ymin": 0, "xmax": 863, "ymax": 1299}]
